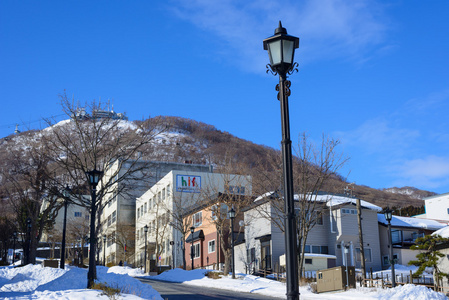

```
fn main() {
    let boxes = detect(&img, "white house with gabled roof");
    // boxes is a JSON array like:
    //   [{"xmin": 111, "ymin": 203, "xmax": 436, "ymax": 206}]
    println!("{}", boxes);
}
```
[
  {"xmin": 235, "ymin": 193, "xmax": 383, "ymax": 275},
  {"xmin": 378, "ymin": 214, "xmax": 445, "ymax": 269}
]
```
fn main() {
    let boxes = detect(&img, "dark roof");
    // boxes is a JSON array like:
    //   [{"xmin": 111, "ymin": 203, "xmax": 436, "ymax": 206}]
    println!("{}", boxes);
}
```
[{"xmin": 186, "ymin": 230, "xmax": 205, "ymax": 243}]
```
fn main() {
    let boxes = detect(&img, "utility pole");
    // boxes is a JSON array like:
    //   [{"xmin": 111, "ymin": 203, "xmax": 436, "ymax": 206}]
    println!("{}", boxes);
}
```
[{"xmin": 357, "ymin": 198, "xmax": 366, "ymax": 286}]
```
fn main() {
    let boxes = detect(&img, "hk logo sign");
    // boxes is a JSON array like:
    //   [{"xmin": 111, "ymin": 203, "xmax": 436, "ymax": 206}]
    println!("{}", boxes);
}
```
[{"xmin": 176, "ymin": 175, "xmax": 201, "ymax": 193}]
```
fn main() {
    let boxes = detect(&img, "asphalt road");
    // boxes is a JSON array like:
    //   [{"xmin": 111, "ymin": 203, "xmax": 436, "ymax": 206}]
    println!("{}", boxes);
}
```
[{"xmin": 139, "ymin": 277, "xmax": 283, "ymax": 300}]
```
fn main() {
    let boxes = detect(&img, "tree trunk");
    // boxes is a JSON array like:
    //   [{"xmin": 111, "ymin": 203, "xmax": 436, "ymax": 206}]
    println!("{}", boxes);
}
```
[
  {"xmin": 223, "ymin": 250, "xmax": 231, "ymax": 276},
  {"xmin": 182, "ymin": 241, "xmax": 186, "ymax": 270}
]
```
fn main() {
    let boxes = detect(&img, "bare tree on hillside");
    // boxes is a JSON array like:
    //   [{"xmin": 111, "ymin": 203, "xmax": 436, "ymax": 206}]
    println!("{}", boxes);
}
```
[
  {"xmin": 201, "ymin": 159, "xmax": 253, "ymax": 275},
  {"xmin": 114, "ymin": 223, "xmax": 135, "ymax": 265},
  {"xmin": 41, "ymin": 93, "xmax": 167, "ymax": 287},
  {"xmin": 251, "ymin": 133, "xmax": 347, "ymax": 279},
  {"xmin": 0, "ymin": 136, "xmax": 63, "ymax": 265},
  {"xmin": 166, "ymin": 191, "xmax": 198, "ymax": 270},
  {"xmin": 295, "ymin": 133, "xmax": 348, "ymax": 278}
]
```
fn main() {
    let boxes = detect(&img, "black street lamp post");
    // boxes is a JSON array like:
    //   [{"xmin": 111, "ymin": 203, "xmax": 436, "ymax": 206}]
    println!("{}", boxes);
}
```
[
  {"xmin": 384, "ymin": 207, "xmax": 396, "ymax": 288},
  {"xmin": 228, "ymin": 208, "xmax": 236, "ymax": 279},
  {"xmin": 144, "ymin": 225, "xmax": 148, "ymax": 273},
  {"xmin": 86, "ymin": 168, "xmax": 104, "ymax": 288},
  {"xmin": 26, "ymin": 217, "xmax": 32, "ymax": 264},
  {"xmin": 190, "ymin": 226, "xmax": 195, "ymax": 270},
  {"xmin": 12, "ymin": 231, "xmax": 17, "ymax": 265},
  {"xmin": 263, "ymin": 21, "xmax": 300, "ymax": 300},
  {"xmin": 60, "ymin": 186, "xmax": 70, "ymax": 269},
  {"xmin": 170, "ymin": 241, "xmax": 175, "ymax": 269},
  {"xmin": 103, "ymin": 235, "xmax": 106, "ymax": 266}
]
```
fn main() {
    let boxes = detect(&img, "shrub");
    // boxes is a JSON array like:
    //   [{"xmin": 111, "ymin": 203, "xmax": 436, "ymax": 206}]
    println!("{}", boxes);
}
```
[
  {"xmin": 90, "ymin": 282, "xmax": 121, "ymax": 300},
  {"xmin": 207, "ymin": 271, "xmax": 223, "ymax": 279}
]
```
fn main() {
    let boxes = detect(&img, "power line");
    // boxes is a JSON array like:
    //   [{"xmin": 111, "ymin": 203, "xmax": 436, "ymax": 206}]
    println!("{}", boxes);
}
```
[{"xmin": 0, "ymin": 114, "xmax": 67, "ymax": 129}]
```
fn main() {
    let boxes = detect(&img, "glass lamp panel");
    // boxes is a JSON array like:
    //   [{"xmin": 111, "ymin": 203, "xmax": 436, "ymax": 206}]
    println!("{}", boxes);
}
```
[
  {"xmin": 385, "ymin": 211, "xmax": 392, "ymax": 221},
  {"xmin": 268, "ymin": 40, "xmax": 282, "ymax": 65},
  {"xmin": 282, "ymin": 40, "xmax": 295, "ymax": 64}
]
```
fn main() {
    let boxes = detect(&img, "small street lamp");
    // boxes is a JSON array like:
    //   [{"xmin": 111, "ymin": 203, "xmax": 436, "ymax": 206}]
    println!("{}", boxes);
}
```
[
  {"xmin": 190, "ymin": 226, "xmax": 195, "ymax": 270},
  {"xmin": 12, "ymin": 231, "xmax": 17, "ymax": 265},
  {"xmin": 60, "ymin": 186, "xmax": 71, "ymax": 269},
  {"xmin": 144, "ymin": 225, "xmax": 149, "ymax": 273},
  {"xmin": 170, "ymin": 241, "xmax": 175, "ymax": 269},
  {"xmin": 26, "ymin": 217, "xmax": 32, "ymax": 264},
  {"xmin": 263, "ymin": 21, "xmax": 300, "ymax": 300},
  {"xmin": 103, "ymin": 235, "xmax": 107, "ymax": 266},
  {"xmin": 228, "ymin": 207, "xmax": 236, "ymax": 279},
  {"xmin": 384, "ymin": 207, "xmax": 396, "ymax": 287},
  {"xmin": 85, "ymin": 168, "xmax": 104, "ymax": 288}
]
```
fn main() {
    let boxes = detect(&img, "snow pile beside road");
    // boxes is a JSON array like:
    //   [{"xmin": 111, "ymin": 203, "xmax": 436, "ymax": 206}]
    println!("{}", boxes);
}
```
[{"xmin": 0, "ymin": 264, "xmax": 162, "ymax": 300}]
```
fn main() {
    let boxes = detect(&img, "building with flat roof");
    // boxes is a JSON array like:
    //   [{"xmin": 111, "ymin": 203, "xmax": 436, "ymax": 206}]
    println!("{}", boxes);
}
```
[
  {"xmin": 135, "ymin": 170, "xmax": 251, "ymax": 270},
  {"xmin": 99, "ymin": 159, "xmax": 213, "ymax": 266}
]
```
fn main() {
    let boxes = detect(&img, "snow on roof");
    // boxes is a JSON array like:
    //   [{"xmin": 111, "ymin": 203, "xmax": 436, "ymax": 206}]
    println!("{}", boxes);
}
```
[
  {"xmin": 378, "ymin": 214, "xmax": 446, "ymax": 230},
  {"xmin": 432, "ymin": 226, "xmax": 449, "ymax": 238},
  {"xmin": 316, "ymin": 194, "xmax": 382, "ymax": 212},
  {"xmin": 254, "ymin": 192, "xmax": 381, "ymax": 212},
  {"xmin": 254, "ymin": 191, "xmax": 277, "ymax": 202}
]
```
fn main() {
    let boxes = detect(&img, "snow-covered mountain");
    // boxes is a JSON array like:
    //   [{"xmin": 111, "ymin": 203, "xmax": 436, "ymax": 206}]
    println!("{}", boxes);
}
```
[{"xmin": 0, "ymin": 115, "xmax": 434, "ymax": 211}]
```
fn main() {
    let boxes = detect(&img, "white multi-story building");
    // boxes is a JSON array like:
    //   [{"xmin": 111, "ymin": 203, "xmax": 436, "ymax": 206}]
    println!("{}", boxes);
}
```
[
  {"xmin": 135, "ymin": 170, "xmax": 252, "ymax": 270},
  {"xmin": 99, "ymin": 159, "xmax": 212, "ymax": 265},
  {"xmin": 41, "ymin": 195, "xmax": 90, "ymax": 244},
  {"xmin": 419, "ymin": 193, "xmax": 449, "ymax": 223}
]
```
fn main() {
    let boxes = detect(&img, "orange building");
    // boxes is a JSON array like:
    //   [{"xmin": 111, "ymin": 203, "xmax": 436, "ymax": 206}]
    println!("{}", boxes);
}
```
[{"xmin": 184, "ymin": 196, "xmax": 244, "ymax": 270}]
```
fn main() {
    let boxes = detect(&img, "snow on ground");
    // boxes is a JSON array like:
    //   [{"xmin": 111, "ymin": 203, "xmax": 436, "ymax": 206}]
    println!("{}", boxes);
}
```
[
  {"xmin": 146, "ymin": 268, "xmax": 448, "ymax": 299},
  {"xmin": 1, "ymin": 264, "xmax": 447, "ymax": 299},
  {"xmin": 0, "ymin": 264, "xmax": 162, "ymax": 299}
]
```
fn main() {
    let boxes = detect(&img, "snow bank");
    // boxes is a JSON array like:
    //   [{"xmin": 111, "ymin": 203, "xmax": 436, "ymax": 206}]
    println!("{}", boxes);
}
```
[
  {"xmin": 375, "ymin": 284, "xmax": 448, "ymax": 300},
  {"xmin": 0, "ymin": 264, "xmax": 162, "ymax": 300}
]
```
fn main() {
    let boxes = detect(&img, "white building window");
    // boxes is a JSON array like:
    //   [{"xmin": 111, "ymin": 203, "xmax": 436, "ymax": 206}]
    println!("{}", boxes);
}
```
[
  {"xmin": 194, "ymin": 243, "xmax": 200, "ymax": 258},
  {"xmin": 111, "ymin": 211, "xmax": 116, "ymax": 224},
  {"xmin": 341, "ymin": 208, "xmax": 357, "ymax": 215},
  {"xmin": 162, "ymin": 188, "xmax": 166, "ymax": 200},
  {"xmin": 74, "ymin": 212, "xmax": 82, "ymax": 217},
  {"xmin": 144, "ymin": 202, "xmax": 147, "ymax": 213},
  {"xmin": 137, "ymin": 208, "xmax": 140, "ymax": 218},
  {"xmin": 208, "ymin": 240, "xmax": 216, "ymax": 253},
  {"xmin": 193, "ymin": 212, "xmax": 202, "ymax": 227}
]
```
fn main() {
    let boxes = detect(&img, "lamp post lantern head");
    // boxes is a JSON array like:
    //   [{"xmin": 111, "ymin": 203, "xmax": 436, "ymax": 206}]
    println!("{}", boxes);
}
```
[
  {"xmin": 86, "ymin": 168, "xmax": 104, "ymax": 187},
  {"xmin": 103, "ymin": 235, "xmax": 106, "ymax": 242},
  {"xmin": 144, "ymin": 225, "xmax": 149, "ymax": 233},
  {"xmin": 63, "ymin": 185, "xmax": 71, "ymax": 198},
  {"xmin": 384, "ymin": 207, "xmax": 393, "ymax": 222},
  {"xmin": 26, "ymin": 217, "xmax": 32, "ymax": 229},
  {"xmin": 263, "ymin": 21, "xmax": 299, "ymax": 75},
  {"xmin": 190, "ymin": 226, "xmax": 195, "ymax": 234},
  {"xmin": 228, "ymin": 207, "xmax": 236, "ymax": 220},
  {"xmin": 13, "ymin": 231, "xmax": 17, "ymax": 238}
]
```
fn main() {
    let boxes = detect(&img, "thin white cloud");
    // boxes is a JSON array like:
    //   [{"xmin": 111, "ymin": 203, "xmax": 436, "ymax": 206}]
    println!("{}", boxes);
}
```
[
  {"xmin": 169, "ymin": 0, "xmax": 390, "ymax": 72},
  {"xmin": 335, "ymin": 118, "xmax": 420, "ymax": 157},
  {"xmin": 391, "ymin": 156, "xmax": 449, "ymax": 190}
]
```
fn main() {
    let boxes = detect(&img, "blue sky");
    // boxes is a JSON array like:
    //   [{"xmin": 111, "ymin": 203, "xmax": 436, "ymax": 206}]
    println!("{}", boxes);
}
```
[{"xmin": 1, "ymin": 0, "xmax": 449, "ymax": 194}]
